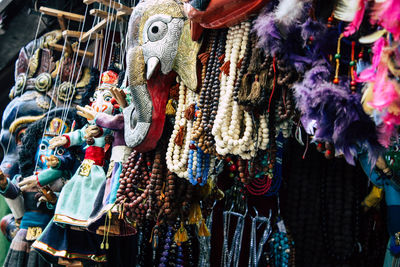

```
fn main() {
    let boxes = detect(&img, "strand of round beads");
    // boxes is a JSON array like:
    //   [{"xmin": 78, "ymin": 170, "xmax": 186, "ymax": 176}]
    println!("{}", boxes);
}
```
[
  {"xmin": 212, "ymin": 25, "xmax": 235, "ymax": 140},
  {"xmin": 259, "ymin": 113, "xmax": 269, "ymax": 150},
  {"xmin": 213, "ymin": 24, "xmax": 241, "ymax": 154},
  {"xmin": 213, "ymin": 21, "xmax": 257, "ymax": 159},
  {"xmin": 166, "ymin": 80, "xmax": 195, "ymax": 179}
]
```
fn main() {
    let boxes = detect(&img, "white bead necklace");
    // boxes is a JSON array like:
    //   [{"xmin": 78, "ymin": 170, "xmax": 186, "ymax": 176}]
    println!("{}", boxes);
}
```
[
  {"xmin": 166, "ymin": 79, "xmax": 195, "ymax": 179},
  {"xmin": 213, "ymin": 21, "xmax": 264, "ymax": 159}
]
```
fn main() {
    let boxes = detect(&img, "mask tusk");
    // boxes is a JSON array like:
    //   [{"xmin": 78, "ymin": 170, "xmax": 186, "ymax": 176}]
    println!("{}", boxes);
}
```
[{"xmin": 146, "ymin": 57, "xmax": 160, "ymax": 80}]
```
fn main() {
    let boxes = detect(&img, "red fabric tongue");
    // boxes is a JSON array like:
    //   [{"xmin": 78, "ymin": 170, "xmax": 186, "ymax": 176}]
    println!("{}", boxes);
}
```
[{"xmin": 134, "ymin": 69, "xmax": 177, "ymax": 152}]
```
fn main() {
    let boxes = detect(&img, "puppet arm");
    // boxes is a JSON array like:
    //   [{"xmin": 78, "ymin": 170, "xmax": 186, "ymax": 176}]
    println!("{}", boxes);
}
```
[{"xmin": 95, "ymin": 113, "xmax": 124, "ymax": 130}]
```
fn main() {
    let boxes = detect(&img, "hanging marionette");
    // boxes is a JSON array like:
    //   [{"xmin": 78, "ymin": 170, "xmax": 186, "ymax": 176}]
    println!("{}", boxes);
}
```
[
  {"xmin": 31, "ymin": 68, "xmax": 127, "ymax": 265},
  {"xmin": 76, "ymin": 63, "xmax": 137, "ymax": 236},
  {"xmin": 0, "ymin": 108, "xmax": 85, "ymax": 267}
]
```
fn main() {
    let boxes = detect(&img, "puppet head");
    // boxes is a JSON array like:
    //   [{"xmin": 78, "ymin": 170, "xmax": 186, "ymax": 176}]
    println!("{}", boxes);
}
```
[
  {"xmin": 35, "ymin": 117, "xmax": 71, "ymax": 171},
  {"xmin": 90, "ymin": 70, "xmax": 120, "ymax": 116},
  {"xmin": 0, "ymin": 32, "xmax": 98, "ymax": 179},
  {"xmin": 19, "ymin": 108, "xmax": 85, "ymax": 178}
]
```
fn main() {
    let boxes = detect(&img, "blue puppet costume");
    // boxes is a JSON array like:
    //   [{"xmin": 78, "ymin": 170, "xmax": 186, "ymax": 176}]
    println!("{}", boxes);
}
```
[{"xmin": 0, "ymin": 110, "xmax": 82, "ymax": 267}]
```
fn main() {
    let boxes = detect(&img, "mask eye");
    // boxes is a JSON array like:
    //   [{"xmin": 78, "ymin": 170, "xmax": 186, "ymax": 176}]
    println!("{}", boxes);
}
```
[
  {"xmin": 39, "ymin": 144, "xmax": 47, "ymax": 151},
  {"xmin": 56, "ymin": 147, "xmax": 65, "ymax": 156},
  {"xmin": 147, "ymin": 21, "xmax": 168, "ymax": 42},
  {"xmin": 16, "ymin": 129, "xmax": 26, "ymax": 146},
  {"xmin": 90, "ymin": 97, "xmax": 96, "ymax": 103}
]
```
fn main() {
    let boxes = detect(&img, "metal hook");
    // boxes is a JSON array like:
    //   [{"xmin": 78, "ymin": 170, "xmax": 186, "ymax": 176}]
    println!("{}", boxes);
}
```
[
  {"xmin": 229, "ymin": 202, "xmax": 234, "ymax": 212},
  {"xmin": 253, "ymin": 206, "xmax": 259, "ymax": 219}
]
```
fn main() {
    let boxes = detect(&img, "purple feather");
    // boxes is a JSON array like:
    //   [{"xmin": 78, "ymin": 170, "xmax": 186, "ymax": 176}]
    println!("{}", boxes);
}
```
[
  {"xmin": 300, "ymin": 18, "xmax": 326, "ymax": 47},
  {"xmin": 254, "ymin": 12, "xmax": 282, "ymax": 56},
  {"xmin": 293, "ymin": 61, "xmax": 384, "ymax": 166}
]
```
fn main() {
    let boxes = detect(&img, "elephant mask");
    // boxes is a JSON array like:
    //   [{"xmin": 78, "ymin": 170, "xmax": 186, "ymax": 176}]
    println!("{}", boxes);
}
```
[{"xmin": 124, "ymin": 0, "xmax": 201, "ymax": 152}]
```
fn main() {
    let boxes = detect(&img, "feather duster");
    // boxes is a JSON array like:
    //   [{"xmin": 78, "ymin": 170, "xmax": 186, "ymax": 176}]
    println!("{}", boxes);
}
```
[
  {"xmin": 309, "ymin": 79, "xmax": 383, "ymax": 165},
  {"xmin": 300, "ymin": 18, "xmax": 326, "ymax": 47},
  {"xmin": 254, "ymin": 4, "xmax": 315, "ymax": 73},
  {"xmin": 294, "ymin": 60, "xmax": 383, "ymax": 166},
  {"xmin": 254, "ymin": 12, "xmax": 283, "ymax": 56},
  {"xmin": 274, "ymin": 0, "xmax": 311, "ymax": 27},
  {"xmin": 371, "ymin": 0, "xmax": 400, "ymax": 40}
]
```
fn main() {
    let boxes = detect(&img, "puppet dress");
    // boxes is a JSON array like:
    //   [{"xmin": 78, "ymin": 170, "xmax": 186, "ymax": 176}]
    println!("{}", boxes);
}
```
[
  {"xmin": 52, "ymin": 125, "xmax": 109, "ymax": 227},
  {"xmin": 32, "ymin": 125, "xmax": 109, "ymax": 263},
  {"xmin": 87, "ymin": 113, "xmax": 136, "ymax": 236}
]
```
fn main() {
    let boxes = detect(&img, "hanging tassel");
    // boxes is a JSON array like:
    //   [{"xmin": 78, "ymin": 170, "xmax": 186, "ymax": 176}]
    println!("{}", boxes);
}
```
[
  {"xmin": 239, "ymin": 74, "xmax": 252, "ymax": 102},
  {"xmin": 198, "ymin": 219, "xmax": 210, "ymax": 237},
  {"xmin": 174, "ymin": 222, "xmax": 189, "ymax": 245},
  {"xmin": 174, "ymin": 126, "xmax": 186, "ymax": 146},
  {"xmin": 118, "ymin": 198, "xmax": 126, "ymax": 220},
  {"xmin": 149, "ymin": 225, "xmax": 159, "ymax": 249},
  {"xmin": 198, "ymin": 52, "xmax": 210, "ymax": 66},
  {"xmin": 104, "ymin": 210, "xmax": 112, "ymax": 250},
  {"xmin": 188, "ymin": 202, "xmax": 202, "ymax": 224},
  {"xmin": 362, "ymin": 185, "xmax": 384, "ymax": 209},
  {"xmin": 247, "ymin": 75, "xmax": 261, "ymax": 103},
  {"xmin": 184, "ymin": 104, "xmax": 196, "ymax": 120},
  {"xmin": 166, "ymin": 99, "xmax": 176, "ymax": 115},
  {"xmin": 218, "ymin": 54, "xmax": 225, "ymax": 64},
  {"xmin": 100, "ymin": 210, "xmax": 112, "ymax": 249},
  {"xmin": 258, "ymin": 69, "xmax": 269, "ymax": 89},
  {"xmin": 169, "ymin": 83, "xmax": 180, "ymax": 100},
  {"xmin": 159, "ymin": 182, "xmax": 166, "ymax": 200},
  {"xmin": 220, "ymin": 60, "xmax": 231, "ymax": 76}
]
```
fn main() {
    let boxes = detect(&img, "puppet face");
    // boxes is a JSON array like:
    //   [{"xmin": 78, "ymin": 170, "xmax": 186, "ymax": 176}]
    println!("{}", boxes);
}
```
[
  {"xmin": 35, "ymin": 136, "xmax": 68, "ymax": 171},
  {"xmin": 90, "ymin": 89, "xmax": 114, "ymax": 115},
  {"xmin": 123, "ymin": 0, "xmax": 200, "ymax": 152},
  {"xmin": 35, "ymin": 136, "xmax": 53, "ymax": 171},
  {"xmin": 0, "ymin": 91, "xmax": 49, "ymax": 178}
]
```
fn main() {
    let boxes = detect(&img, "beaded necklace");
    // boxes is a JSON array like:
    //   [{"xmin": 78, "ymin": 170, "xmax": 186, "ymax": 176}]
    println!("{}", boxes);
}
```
[
  {"xmin": 166, "ymin": 79, "xmax": 196, "ymax": 179},
  {"xmin": 213, "ymin": 21, "xmax": 262, "ymax": 159}
]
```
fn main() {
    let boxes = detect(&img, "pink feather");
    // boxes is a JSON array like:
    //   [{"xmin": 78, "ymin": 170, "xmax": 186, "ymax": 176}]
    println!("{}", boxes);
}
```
[
  {"xmin": 378, "ymin": 113, "xmax": 400, "ymax": 147},
  {"xmin": 377, "ymin": 123, "xmax": 395, "ymax": 147},
  {"xmin": 371, "ymin": 0, "xmax": 400, "ymax": 40},
  {"xmin": 368, "ymin": 68, "xmax": 398, "ymax": 110},
  {"xmin": 356, "ymin": 37, "xmax": 386, "ymax": 83},
  {"xmin": 343, "ymin": 0, "xmax": 367, "ymax": 37}
]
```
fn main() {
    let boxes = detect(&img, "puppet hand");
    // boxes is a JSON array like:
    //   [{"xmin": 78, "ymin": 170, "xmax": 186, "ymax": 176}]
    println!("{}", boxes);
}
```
[
  {"xmin": 0, "ymin": 170, "xmax": 8, "ymax": 190},
  {"xmin": 77, "ymin": 105, "xmax": 97, "ymax": 121},
  {"xmin": 46, "ymin": 155, "xmax": 60, "ymax": 168},
  {"xmin": 49, "ymin": 136, "xmax": 68, "ymax": 150},
  {"xmin": 85, "ymin": 125, "xmax": 101, "ymax": 139},
  {"xmin": 38, "ymin": 195, "xmax": 48, "ymax": 203},
  {"xmin": 110, "ymin": 87, "xmax": 127, "ymax": 108},
  {"xmin": 18, "ymin": 175, "xmax": 38, "ymax": 192}
]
